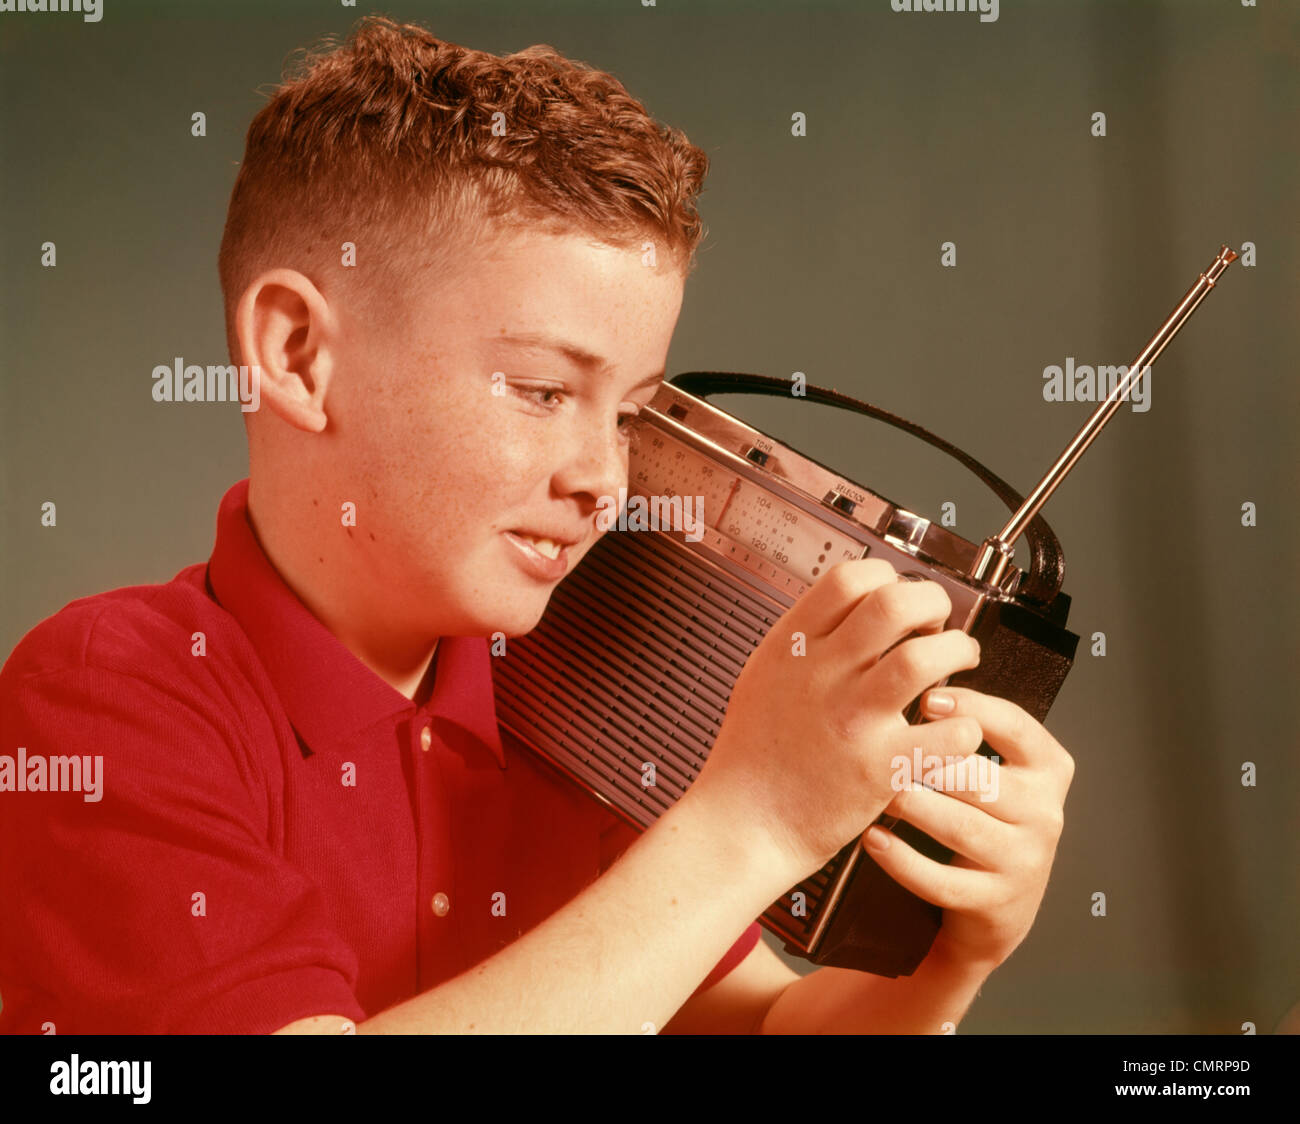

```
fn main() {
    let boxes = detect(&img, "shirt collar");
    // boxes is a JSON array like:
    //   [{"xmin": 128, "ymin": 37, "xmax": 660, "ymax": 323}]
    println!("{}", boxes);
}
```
[{"xmin": 205, "ymin": 479, "xmax": 506, "ymax": 767}]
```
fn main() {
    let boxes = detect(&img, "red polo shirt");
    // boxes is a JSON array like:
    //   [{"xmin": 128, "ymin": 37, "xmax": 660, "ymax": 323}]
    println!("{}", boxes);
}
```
[{"xmin": 0, "ymin": 479, "xmax": 760, "ymax": 1034}]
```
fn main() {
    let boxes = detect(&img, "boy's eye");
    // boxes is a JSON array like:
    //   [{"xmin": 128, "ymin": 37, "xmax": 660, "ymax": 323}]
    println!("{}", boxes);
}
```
[
  {"xmin": 511, "ymin": 385, "xmax": 565, "ymax": 408},
  {"xmin": 509, "ymin": 382, "xmax": 645, "ymax": 441}
]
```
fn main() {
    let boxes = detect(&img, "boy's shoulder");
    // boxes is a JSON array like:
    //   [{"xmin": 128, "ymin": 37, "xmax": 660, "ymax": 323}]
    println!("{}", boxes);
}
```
[
  {"xmin": 7, "ymin": 564, "xmax": 205, "ymax": 675},
  {"xmin": 1, "ymin": 564, "xmax": 271, "ymax": 720}
]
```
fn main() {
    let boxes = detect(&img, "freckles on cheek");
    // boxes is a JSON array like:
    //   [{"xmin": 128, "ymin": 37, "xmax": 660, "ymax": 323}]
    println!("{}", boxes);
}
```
[{"xmin": 476, "ymin": 420, "xmax": 540, "ymax": 477}]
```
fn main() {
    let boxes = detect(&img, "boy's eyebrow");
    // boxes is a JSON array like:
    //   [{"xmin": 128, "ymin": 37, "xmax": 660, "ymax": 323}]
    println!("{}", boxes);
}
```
[{"xmin": 496, "ymin": 332, "xmax": 665, "ymax": 388}]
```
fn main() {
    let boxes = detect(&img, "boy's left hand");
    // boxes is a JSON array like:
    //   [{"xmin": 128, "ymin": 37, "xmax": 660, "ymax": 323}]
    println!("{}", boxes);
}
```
[{"xmin": 862, "ymin": 685, "xmax": 1075, "ymax": 970}]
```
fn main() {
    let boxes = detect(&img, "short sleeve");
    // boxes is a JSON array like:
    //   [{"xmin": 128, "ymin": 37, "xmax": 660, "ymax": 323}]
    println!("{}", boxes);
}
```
[
  {"xmin": 598, "ymin": 817, "xmax": 765, "ymax": 997},
  {"xmin": 690, "ymin": 924, "xmax": 763, "ymax": 996},
  {"xmin": 0, "ymin": 663, "xmax": 366, "ymax": 1034}
]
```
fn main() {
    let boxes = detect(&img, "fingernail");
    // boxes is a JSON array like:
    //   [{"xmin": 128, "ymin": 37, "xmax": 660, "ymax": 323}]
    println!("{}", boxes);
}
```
[
  {"xmin": 864, "ymin": 825, "xmax": 891, "ymax": 851},
  {"xmin": 925, "ymin": 690, "xmax": 955, "ymax": 715}
]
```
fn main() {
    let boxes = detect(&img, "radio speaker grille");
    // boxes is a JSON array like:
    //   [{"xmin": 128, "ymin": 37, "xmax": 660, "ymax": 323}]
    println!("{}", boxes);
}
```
[{"xmin": 493, "ymin": 529, "xmax": 847, "ymax": 951}]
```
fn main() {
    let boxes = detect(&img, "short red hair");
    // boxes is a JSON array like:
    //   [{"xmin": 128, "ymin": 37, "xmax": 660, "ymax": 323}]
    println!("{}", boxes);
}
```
[{"xmin": 217, "ymin": 16, "xmax": 710, "ymax": 361}]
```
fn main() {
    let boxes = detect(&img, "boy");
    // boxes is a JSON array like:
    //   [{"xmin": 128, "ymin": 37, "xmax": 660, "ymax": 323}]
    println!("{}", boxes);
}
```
[{"xmin": 0, "ymin": 16, "xmax": 1073, "ymax": 1034}]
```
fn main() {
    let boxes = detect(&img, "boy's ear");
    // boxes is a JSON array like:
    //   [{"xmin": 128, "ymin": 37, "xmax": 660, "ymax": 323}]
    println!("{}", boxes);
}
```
[{"xmin": 235, "ymin": 268, "xmax": 337, "ymax": 434}]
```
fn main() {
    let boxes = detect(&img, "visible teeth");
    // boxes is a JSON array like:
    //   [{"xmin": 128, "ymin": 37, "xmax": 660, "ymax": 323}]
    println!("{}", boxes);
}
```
[{"xmin": 520, "ymin": 535, "xmax": 562, "ymax": 560}]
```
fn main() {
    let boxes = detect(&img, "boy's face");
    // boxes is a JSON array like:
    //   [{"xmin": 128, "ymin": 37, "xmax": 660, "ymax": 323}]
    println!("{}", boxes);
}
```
[{"xmin": 324, "ymin": 227, "xmax": 686, "ymax": 641}]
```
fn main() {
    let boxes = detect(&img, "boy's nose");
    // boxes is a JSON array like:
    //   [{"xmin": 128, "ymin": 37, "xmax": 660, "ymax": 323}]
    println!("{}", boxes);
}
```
[{"xmin": 556, "ymin": 423, "xmax": 629, "ymax": 514}]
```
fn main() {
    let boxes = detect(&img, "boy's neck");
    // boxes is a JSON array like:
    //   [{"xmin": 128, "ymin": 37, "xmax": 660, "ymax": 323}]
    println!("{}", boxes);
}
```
[
  {"xmin": 411, "ymin": 639, "xmax": 441, "ymax": 707},
  {"xmin": 245, "ymin": 477, "xmax": 442, "ymax": 703}
]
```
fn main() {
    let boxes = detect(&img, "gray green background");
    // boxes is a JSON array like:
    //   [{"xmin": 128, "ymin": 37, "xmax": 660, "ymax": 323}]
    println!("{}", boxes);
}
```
[{"xmin": 2, "ymin": 0, "xmax": 1296, "ymax": 1033}]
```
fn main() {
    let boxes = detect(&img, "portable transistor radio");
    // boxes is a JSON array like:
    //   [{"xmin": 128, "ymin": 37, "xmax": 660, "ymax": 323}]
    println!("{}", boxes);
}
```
[{"xmin": 492, "ymin": 246, "xmax": 1237, "ymax": 976}]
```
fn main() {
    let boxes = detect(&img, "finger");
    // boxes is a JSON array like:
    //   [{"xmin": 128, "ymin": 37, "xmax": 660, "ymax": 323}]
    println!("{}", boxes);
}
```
[
  {"xmin": 859, "ymin": 823, "xmax": 1001, "ymax": 912},
  {"xmin": 864, "ymin": 630, "xmax": 981, "ymax": 714},
  {"xmin": 882, "ymin": 713, "xmax": 985, "ymax": 783},
  {"xmin": 885, "ymin": 753, "xmax": 1031, "ymax": 827},
  {"xmin": 828, "ymin": 578, "xmax": 954, "ymax": 666},
  {"xmin": 920, "ymin": 686, "xmax": 1074, "ymax": 790},
  {"xmin": 879, "ymin": 783, "xmax": 1013, "ymax": 870},
  {"xmin": 793, "ymin": 558, "xmax": 898, "ymax": 638},
  {"xmin": 877, "ymin": 713, "xmax": 985, "ymax": 822}
]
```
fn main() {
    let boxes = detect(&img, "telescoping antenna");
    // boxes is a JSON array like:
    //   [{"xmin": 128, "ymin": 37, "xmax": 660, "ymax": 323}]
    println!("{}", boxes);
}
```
[{"xmin": 970, "ymin": 245, "xmax": 1239, "ymax": 590}]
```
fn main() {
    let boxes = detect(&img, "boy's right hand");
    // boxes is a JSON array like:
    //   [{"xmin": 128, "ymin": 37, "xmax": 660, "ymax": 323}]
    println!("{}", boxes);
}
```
[{"xmin": 687, "ymin": 558, "xmax": 984, "ymax": 892}]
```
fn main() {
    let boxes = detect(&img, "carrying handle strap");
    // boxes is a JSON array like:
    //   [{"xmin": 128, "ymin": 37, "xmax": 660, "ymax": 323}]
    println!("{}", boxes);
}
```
[{"xmin": 668, "ymin": 371, "xmax": 1066, "ymax": 608}]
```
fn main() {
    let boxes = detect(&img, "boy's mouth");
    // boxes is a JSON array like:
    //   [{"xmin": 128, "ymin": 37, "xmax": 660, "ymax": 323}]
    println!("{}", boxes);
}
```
[
  {"xmin": 505, "ymin": 525, "xmax": 585, "ymax": 557},
  {"xmin": 502, "ymin": 530, "xmax": 579, "ymax": 582},
  {"xmin": 510, "ymin": 532, "xmax": 563, "ymax": 560}
]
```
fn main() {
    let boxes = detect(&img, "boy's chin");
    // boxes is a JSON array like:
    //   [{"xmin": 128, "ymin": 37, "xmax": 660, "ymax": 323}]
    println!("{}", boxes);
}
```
[
  {"xmin": 488, "ymin": 605, "xmax": 550, "ymax": 639},
  {"xmin": 466, "ymin": 595, "xmax": 553, "ymax": 641}
]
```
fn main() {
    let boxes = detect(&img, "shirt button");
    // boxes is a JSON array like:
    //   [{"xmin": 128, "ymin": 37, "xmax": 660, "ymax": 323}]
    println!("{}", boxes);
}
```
[
  {"xmin": 431, "ymin": 892, "xmax": 450, "ymax": 917},
  {"xmin": 420, "ymin": 724, "xmax": 432, "ymax": 752}
]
